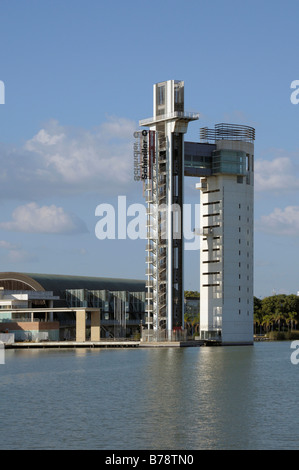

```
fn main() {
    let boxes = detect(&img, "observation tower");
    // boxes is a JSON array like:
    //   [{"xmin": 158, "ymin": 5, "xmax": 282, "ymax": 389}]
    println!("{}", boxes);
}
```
[
  {"xmin": 135, "ymin": 80, "xmax": 255, "ymax": 344},
  {"xmin": 136, "ymin": 80, "xmax": 199, "ymax": 340},
  {"xmin": 196, "ymin": 124, "xmax": 255, "ymax": 344}
]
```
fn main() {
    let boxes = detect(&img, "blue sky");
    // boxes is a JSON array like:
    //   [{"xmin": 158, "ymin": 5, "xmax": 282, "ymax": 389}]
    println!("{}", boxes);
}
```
[{"xmin": 0, "ymin": 0, "xmax": 299, "ymax": 298}]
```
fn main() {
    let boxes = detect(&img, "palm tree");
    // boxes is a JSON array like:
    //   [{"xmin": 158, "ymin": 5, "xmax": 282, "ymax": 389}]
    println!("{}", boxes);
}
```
[
  {"xmin": 254, "ymin": 312, "xmax": 262, "ymax": 334},
  {"xmin": 261, "ymin": 314, "xmax": 273, "ymax": 333},
  {"xmin": 273, "ymin": 310, "xmax": 284, "ymax": 331},
  {"xmin": 286, "ymin": 311, "xmax": 298, "ymax": 332}
]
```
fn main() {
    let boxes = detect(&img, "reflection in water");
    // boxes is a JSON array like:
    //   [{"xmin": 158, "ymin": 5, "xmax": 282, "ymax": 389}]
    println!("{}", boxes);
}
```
[
  {"xmin": 137, "ymin": 349, "xmax": 188, "ymax": 449},
  {"xmin": 192, "ymin": 347, "xmax": 256, "ymax": 449},
  {"xmin": 0, "ymin": 343, "xmax": 298, "ymax": 449},
  {"xmin": 139, "ymin": 347, "xmax": 256, "ymax": 449}
]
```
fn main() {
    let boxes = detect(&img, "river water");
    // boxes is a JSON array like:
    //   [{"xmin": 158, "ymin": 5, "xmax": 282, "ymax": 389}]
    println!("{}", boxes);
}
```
[{"xmin": 0, "ymin": 341, "xmax": 298, "ymax": 450}]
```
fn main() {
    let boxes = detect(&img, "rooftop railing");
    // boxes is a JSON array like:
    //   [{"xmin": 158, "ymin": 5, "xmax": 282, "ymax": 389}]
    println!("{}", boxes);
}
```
[{"xmin": 200, "ymin": 123, "xmax": 255, "ymax": 143}]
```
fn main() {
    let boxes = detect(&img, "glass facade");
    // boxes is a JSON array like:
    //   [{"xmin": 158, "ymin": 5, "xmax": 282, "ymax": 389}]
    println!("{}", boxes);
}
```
[
  {"xmin": 184, "ymin": 153, "xmax": 213, "ymax": 171},
  {"xmin": 156, "ymin": 83, "xmax": 166, "ymax": 116},
  {"xmin": 174, "ymin": 81, "xmax": 184, "ymax": 113},
  {"xmin": 184, "ymin": 144, "xmax": 250, "ymax": 178},
  {"xmin": 65, "ymin": 289, "xmax": 145, "ymax": 314},
  {"xmin": 65, "ymin": 288, "xmax": 145, "ymax": 338},
  {"xmin": 212, "ymin": 150, "xmax": 246, "ymax": 175}
]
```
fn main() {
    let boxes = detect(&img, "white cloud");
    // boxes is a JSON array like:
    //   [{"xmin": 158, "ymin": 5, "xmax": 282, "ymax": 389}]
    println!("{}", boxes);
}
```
[
  {"xmin": 29, "ymin": 127, "xmax": 66, "ymax": 146},
  {"xmin": 24, "ymin": 116, "xmax": 135, "ymax": 188},
  {"xmin": 0, "ymin": 116, "xmax": 137, "ymax": 200},
  {"xmin": 256, "ymin": 206, "xmax": 299, "ymax": 237},
  {"xmin": 0, "ymin": 240, "xmax": 14, "ymax": 250},
  {"xmin": 0, "ymin": 202, "xmax": 87, "ymax": 234},
  {"xmin": 0, "ymin": 240, "xmax": 37, "ymax": 263},
  {"xmin": 255, "ymin": 152, "xmax": 299, "ymax": 192}
]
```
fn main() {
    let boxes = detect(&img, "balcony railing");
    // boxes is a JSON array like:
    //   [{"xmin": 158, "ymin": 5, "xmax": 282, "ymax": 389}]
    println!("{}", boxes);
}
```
[{"xmin": 140, "ymin": 111, "xmax": 200, "ymax": 127}]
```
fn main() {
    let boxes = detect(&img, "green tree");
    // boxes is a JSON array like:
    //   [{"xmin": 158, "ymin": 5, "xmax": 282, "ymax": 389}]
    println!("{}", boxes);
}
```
[
  {"xmin": 286, "ymin": 311, "xmax": 298, "ymax": 331},
  {"xmin": 273, "ymin": 310, "xmax": 284, "ymax": 331},
  {"xmin": 254, "ymin": 297, "xmax": 263, "ymax": 334},
  {"xmin": 184, "ymin": 291, "xmax": 200, "ymax": 299},
  {"xmin": 259, "ymin": 294, "xmax": 299, "ymax": 334},
  {"xmin": 184, "ymin": 292, "xmax": 200, "ymax": 337},
  {"xmin": 261, "ymin": 314, "xmax": 273, "ymax": 333}
]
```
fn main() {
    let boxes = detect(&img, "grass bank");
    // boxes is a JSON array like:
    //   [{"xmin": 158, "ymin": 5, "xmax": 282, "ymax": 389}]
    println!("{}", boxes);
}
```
[{"xmin": 266, "ymin": 331, "xmax": 299, "ymax": 341}]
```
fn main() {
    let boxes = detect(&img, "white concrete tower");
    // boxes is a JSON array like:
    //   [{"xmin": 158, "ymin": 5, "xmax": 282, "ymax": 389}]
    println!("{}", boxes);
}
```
[
  {"xmin": 197, "ymin": 124, "xmax": 255, "ymax": 345},
  {"xmin": 139, "ymin": 80, "xmax": 198, "ymax": 340}
]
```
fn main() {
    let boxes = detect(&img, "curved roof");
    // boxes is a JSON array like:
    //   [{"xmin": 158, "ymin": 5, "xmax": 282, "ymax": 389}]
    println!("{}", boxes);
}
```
[{"xmin": 0, "ymin": 272, "xmax": 146, "ymax": 293}]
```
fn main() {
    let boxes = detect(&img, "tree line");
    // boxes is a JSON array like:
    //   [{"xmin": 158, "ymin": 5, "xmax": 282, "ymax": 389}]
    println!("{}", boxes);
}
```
[
  {"xmin": 254, "ymin": 294, "xmax": 299, "ymax": 335},
  {"xmin": 184, "ymin": 292, "xmax": 299, "ymax": 337}
]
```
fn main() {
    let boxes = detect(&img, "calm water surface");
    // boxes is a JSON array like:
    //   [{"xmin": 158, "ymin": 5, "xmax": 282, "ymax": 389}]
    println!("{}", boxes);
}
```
[{"xmin": 0, "ymin": 341, "xmax": 298, "ymax": 450}]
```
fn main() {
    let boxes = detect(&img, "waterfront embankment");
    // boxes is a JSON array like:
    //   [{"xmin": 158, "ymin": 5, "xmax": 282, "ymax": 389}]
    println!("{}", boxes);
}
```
[{"xmin": 4, "ymin": 339, "xmax": 204, "ymax": 349}]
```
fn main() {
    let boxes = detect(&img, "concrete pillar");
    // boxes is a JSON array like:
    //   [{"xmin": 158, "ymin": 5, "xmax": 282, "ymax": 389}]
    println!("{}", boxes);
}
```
[
  {"xmin": 76, "ymin": 310, "xmax": 86, "ymax": 342},
  {"xmin": 90, "ymin": 310, "xmax": 101, "ymax": 342},
  {"xmin": 48, "ymin": 300, "xmax": 54, "ymax": 322}
]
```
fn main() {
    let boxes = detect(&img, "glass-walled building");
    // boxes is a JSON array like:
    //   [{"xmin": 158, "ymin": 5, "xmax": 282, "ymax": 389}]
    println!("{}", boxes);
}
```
[
  {"xmin": 0, "ymin": 272, "xmax": 146, "ymax": 340},
  {"xmin": 65, "ymin": 288, "xmax": 145, "ymax": 338}
]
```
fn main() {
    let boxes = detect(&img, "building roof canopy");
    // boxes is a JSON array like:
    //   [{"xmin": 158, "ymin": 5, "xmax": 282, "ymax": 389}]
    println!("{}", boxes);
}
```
[{"xmin": 0, "ymin": 272, "xmax": 146, "ymax": 293}]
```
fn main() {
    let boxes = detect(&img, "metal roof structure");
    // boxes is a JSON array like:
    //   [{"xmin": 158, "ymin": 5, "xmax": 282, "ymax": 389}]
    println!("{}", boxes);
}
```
[{"xmin": 0, "ymin": 272, "xmax": 146, "ymax": 293}]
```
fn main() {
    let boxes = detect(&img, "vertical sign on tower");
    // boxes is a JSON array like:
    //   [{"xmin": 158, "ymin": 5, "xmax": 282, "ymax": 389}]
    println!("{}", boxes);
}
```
[
  {"xmin": 141, "ymin": 130, "xmax": 148, "ymax": 181},
  {"xmin": 148, "ymin": 130, "xmax": 155, "ymax": 179},
  {"xmin": 133, "ymin": 130, "xmax": 156, "ymax": 183}
]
